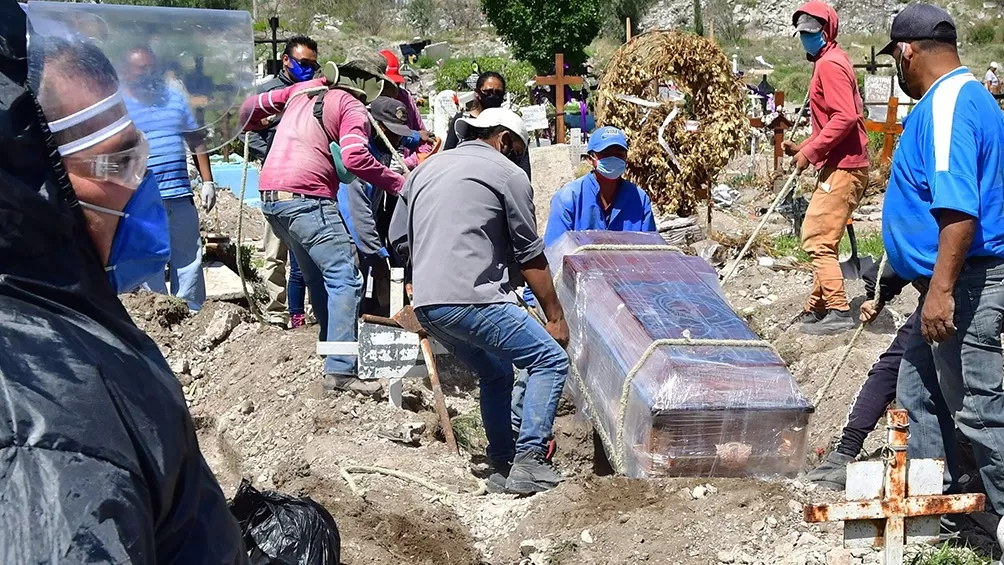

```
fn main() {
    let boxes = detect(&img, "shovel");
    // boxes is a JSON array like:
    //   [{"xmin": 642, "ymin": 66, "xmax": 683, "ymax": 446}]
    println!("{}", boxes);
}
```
[
  {"xmin": 361, "ymin": 307, "xmax": 460, "ymax": 455},
  {"xmin": 840, "ymin": 220, "xmax": 876, "ymax": 280}
]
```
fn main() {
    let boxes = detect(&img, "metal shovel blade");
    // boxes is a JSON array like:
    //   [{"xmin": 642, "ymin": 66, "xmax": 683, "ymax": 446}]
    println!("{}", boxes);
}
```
[{"xmin": 840, "ymin": 223, "xmax": 876, "ymax": 279}]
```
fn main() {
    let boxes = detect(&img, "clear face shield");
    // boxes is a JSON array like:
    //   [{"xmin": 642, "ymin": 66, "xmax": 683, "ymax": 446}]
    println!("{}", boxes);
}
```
[{"xmin": 26, "ymin": 1, "xmax": 255, "ymax": 154}]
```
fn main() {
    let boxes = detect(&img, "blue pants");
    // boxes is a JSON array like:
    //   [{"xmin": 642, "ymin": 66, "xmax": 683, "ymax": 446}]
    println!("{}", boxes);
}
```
[
  {"xmin": 143, "ymin": 196, "xmax": 205, "ymax": 311},
  {"xmin": 262, "ymin": 197, "xmax": 362, "ymax": 376},
  {"xmin": 287, "ymin": 251, "xmax": 306, "ymax": 316},
  {"xmin": 897, "ymin": 259, "xmax": 1004, "ymax": 514},
  {"xmin": 415, "ymin": 302, "xmax": 568, "ymax": 466}
]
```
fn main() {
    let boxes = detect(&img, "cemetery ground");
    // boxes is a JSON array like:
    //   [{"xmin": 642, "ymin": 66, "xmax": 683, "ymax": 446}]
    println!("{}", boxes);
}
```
[{"xmin": 135, "ymin": 147, "xmax": 997, "ymax": 565}]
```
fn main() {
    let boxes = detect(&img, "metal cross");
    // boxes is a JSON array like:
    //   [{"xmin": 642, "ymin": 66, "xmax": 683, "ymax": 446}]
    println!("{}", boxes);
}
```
[
  {"xmin": 804, "ymin": 409, "xmax": 985, "ymax": 565},
  {"xmin": 853, "ymin": 46, "xmax": 894, "ymax": 75}
]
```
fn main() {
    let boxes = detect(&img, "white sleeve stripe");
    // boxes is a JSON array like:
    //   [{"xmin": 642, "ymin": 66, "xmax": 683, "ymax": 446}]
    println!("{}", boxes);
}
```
[
  {"xmin": 340, "ymin": 143, "xmax": 366, "ymax": 151},
  {"xmin": 257, "ymin": 94, "xmax": 266, "ymax": 112},
  {"xmin": 266, "ymin": 91, "xmax": 277, "ymax": 111},
  {"xmin": 932, "ymin": 74, "xmax": 978, "ymax": 172},
  {"xmin": 340, "ymin": 134, "xmax": 368, "ymax": 143}
]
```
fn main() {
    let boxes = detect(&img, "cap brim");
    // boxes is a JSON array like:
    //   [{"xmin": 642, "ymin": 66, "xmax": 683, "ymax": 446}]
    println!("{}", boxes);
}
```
[
  {"xmin": 588, "ymin": 139, "xmax": 628, "ymax": 153},
  {"xmin": 878, "ymin": 39, "xmax": 898, "ymax": 57},
  {"xmin": 793, "ymin": 23, "xmax": 823, "ymax": 35},
  {"xmin": 382, "ymin": 121, "xmax": 413, "ymax": 138},
  {"xmin": 386, "ymin": 71, "xmax": 406, "ymax": 84}
]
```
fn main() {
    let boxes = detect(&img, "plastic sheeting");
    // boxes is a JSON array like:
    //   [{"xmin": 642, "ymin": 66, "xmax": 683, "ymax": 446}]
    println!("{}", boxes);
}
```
[{"xmin": 549, "ymin": 231, "xmax": 813, "ymax": 478}]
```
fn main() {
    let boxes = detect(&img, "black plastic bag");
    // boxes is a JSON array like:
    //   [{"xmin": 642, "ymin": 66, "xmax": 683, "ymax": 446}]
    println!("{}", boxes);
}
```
[{"xmin": 229, "ymin": 479, "xmax": 341, "ymax": 565}]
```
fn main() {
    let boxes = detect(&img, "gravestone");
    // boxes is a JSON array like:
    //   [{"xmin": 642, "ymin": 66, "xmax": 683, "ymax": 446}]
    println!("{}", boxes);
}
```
[
  {"xmin": 424, "ymin": 42, "xmax": 451, "ymax": 61},
  {"xmin": 864, "ymin": 75, "xmax": 911, "ymax": 122},
  {"xmin": 432, "ymin": 90, "xmax": 458, "ymax": 141}
]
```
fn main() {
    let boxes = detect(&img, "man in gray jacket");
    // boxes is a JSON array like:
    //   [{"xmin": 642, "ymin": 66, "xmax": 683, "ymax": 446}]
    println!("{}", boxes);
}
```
[{"xmin": 389, "ymin": 108, "xmax": 570, "ymax": 494}]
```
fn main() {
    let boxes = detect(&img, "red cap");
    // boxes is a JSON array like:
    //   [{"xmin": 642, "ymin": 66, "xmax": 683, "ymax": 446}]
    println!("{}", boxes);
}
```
[{"xmin": 380, "ymin": 49, "xmax": 406, "ymax": 85}]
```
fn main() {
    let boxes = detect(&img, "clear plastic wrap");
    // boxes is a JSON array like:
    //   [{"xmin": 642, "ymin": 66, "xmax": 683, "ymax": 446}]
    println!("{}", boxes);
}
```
[{"xmin": 548, "ymin": 231, "xmax": 813, "ymax": 478}]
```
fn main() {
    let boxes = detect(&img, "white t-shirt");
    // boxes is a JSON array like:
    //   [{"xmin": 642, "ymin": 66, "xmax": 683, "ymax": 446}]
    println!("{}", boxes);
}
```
[{"xmin": 985, "ymin": 69, "xmax": 999, "ymax": 87}]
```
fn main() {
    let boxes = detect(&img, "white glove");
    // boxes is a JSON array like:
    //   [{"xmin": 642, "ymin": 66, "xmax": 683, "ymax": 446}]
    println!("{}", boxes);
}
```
[
  {"xmin": 201, "ymin": 181, "xmax": 216, "ymax": 212},
  {"xmin": 390, "ymin": 159, "xmax": 407, "ymax": 176}
]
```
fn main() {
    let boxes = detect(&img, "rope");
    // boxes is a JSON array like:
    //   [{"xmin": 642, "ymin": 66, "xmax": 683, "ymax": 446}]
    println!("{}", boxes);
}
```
[
  {"xmin": 551, "ymin": 243, "xmax": 683, "ymax": 286},
  {"xmin": 236, "ymin": 131, "xmax": 267, "ymax": 327},
  {"xmin": 339, "ymin": 465, "xmax": 484, "ymax": 497},
  {"xmin": 812, "ymin": 252, "xmax": 889, "ymax": 406},
  {"xmin": 366, "ymin": 112, "xmax": 412, "ymax": 175}
]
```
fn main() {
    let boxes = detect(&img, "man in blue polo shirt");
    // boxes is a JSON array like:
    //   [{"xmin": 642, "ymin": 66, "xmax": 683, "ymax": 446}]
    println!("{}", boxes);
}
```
[
  {"xmin": 543, "ymin": 125, "xmax": 656, "ymax": 246},
  {"xmin": 124, "ymin": 46, "xmax": 216, "ymax": 311},
  {"xmin": 513, "ymin": 125, "xmax": 655, "ymax": 450},
  {"xmin": 880, "ymin": 4, "xmax": 1004, "ymax": 544}
]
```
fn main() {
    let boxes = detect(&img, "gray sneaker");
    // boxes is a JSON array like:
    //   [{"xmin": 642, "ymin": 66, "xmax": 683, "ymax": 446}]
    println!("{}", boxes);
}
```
[
  {"xmin": 506, "ymin": 450, "xmax": 563, "ymax": 495},
  {"xmin": 804, "ymin": 451, "xmax": 854, "ymax": 491},
  {"xmin": 790, "ymin": 310, "xmax": 826, "ymax": 326},
  {"xmin": 800, "ymin": 309, "xmax": 856, "ymax": 336},
  {"xmin": 323, "ymin": 374, "xmax": 382, "ymax": 396}
]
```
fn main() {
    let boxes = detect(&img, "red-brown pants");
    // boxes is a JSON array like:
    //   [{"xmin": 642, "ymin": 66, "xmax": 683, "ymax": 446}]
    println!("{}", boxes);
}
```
[{"xmin": 801, "ymin": 166, "xmax": 868, "ymax": 312}]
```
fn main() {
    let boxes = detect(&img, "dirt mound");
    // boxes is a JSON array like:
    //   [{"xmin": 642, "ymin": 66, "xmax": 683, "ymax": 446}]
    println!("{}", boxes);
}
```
[{"xmin": 121, "ymin": 291, "xmax": 191, "ymax": 328}]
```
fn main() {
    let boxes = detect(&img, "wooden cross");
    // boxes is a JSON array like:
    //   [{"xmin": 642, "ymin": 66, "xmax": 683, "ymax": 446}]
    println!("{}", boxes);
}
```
[
  {"xmin": 804, "ymin": 409, "xmax": 985, "ymax": 565},
  {"xmin": 535, "ymin": 53, "xmax": 583, "ymax": 145},
  {"xmin": 864, "ymin": 97, "xmax": 903, "ymax": 165},
  {"xmin": 748, "ymin": 90, "xmax": 792, "ymax": 171},
  {"xmin": 853, "ymin": 46, "xmax": 894, "ymax": 75}
]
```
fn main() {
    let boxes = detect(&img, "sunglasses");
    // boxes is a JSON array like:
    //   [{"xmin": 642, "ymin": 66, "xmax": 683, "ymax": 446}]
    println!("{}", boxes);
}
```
[
  {"xmin": 478, "ymin": 88, "xmax": 505, "ymax": 97},
  {"xmin": 290, "ymin": 57, "xmax": 320, "ymax": 71}
]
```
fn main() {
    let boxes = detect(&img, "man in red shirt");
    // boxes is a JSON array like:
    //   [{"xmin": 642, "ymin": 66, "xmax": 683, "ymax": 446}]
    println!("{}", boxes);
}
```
[{"xmin": 784, "ymin": 1, "xmax": 871, "ymax": 335}]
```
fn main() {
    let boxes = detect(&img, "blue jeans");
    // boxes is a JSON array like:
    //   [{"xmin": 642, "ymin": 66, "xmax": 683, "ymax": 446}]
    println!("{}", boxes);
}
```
[
  {"xmin": 287, "ymin": 251, "xmax": 306, "ymax": 316},
  {"xmin": 415, "ymin": 302, "xmax": 568, "ymax": 465},
  {"xmin": 261, "ymin": 197, "xmax": 362, "ymax": 375},
  {"xmin": 897, "ymin": 259, "xmax": 1004, "ymax": 514},
  {"xmin": 143, "ymin": 196, "xmax": 205, "ymax": 311}
]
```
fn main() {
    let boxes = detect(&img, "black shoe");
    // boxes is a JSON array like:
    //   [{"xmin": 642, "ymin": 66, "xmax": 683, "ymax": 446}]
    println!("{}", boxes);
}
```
[
  {"xmin": 323, "ymin": 374, "xmax": 382, "ymax": 396},
  {"xmin": 800, "ymin": 309, "xmax": 856, "ymax": 336},
  {"xmin": 506, "ymin": 450, "xmax": 563, "ymax": 495},
  {"xmin": 790, "ymin": 309, "xmax": 826, "ymax": 326},
  {"xmin": 803, "ymin": 451, "xmax": 854, "ymax": 491}
]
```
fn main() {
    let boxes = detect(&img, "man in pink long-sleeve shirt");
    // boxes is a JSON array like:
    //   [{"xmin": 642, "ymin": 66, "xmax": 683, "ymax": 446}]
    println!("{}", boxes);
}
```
[
  {"xmin": 784, "ymin": 1, "xmax": 870, "ymax": 336},
  {"xmin": 240, "ymin": 59, "xmax": 404, "ymax": 394}
]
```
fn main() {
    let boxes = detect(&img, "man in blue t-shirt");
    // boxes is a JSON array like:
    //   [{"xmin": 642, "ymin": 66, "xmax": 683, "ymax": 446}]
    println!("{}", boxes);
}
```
[
  {"xmin": 880, "ymin": 4, "xmax": 1004, "ymax": 542},
  {"xmin": 124, "ymin": 46, "xmax": 216, "ymax": 311}
]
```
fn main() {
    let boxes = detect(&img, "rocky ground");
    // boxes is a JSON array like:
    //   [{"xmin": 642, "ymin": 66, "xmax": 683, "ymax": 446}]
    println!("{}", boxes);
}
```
[{"xmin": 121, "ymin": 148, "xmax": 998, "ymax": 564}]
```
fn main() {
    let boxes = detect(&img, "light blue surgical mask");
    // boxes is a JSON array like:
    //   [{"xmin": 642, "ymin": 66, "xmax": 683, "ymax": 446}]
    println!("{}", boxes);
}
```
[
  {"xmin": 79, "ymin": 171, "xmax": 171, "ymax": 293},
  {"xmin": 800, "ymin": 31, "xmax": 826, "ymax": 57},
  {"xmin": 595, "ymin": 156, "xmax": 627, "ymax": 180}
]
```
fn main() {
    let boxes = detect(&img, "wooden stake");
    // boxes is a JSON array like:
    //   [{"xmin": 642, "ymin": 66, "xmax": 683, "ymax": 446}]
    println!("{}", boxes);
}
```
[{"xmin": 626, "ymin": 17, "xmax": 632, "ymax": 42}]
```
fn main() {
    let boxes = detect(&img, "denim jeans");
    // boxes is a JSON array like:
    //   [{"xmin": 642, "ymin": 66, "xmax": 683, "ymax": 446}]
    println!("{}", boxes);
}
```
[
  {"xmin": 415, "ymin": 302, "xmax": 568, "ymax": 465},
  {"xmin": 287, "ymin": 250, "xmax": 306, "ymax": 316},
  {"xmin": 897, "ymin": 259, "xmax": 1004, "ymax": 514},
  {"xmin": 143, "ymin": 196, "xmax": 205, "ymax": 311},
  {"xmin": 261, "ymin": 197, "xmax": 362, "ymax": 375}
]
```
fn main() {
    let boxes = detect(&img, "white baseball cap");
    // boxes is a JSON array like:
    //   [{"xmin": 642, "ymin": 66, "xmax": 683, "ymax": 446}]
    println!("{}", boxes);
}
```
[
  {"xmin": 992, "ymin": 61, "xmax": 999, "ymax": 69},
  {"xmin": 455, "ymin": 107, "xmax": 529, "ymax": 146}
]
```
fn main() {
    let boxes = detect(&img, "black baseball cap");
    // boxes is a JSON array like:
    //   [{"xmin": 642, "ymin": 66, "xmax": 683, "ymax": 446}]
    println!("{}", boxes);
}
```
[
  {"xmin": 879, "ymin": 3, "xmax": 957, "ymax": 56},
  {"xmin": 369, "ymin": 97, "xmax": 413, "ymax": 138}
]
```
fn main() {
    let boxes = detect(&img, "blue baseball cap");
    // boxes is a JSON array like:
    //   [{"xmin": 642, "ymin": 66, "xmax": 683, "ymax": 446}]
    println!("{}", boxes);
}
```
[{"xmin": 587, "ymin": 126, "xmax": 628, "ymax": 153}]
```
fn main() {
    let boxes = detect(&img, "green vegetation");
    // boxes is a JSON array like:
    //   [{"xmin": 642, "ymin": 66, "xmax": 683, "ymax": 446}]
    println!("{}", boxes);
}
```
[
  {"xmin": 598, "ymin": 0, "xmax": 659, "ymax": 41},
  {"xmin": 434, "ymin": 56, "xmax": 537, "ymax": 104},
  {"xmin": 967, "ymin": 20, "xmax": 998, "ymax": 46},
  {"xmin": 693, "ymin": 0, "xmax": 705, "ymax": 37},
  {"xmin": 481, "ymin": 0, "xmax": 601, "ymax": 73},
  {"xmin": 867, "ymin": 130, "xmax": 885, "ymax": 155},
  {"xmin": 771, "ymin": 229, "xmax": 884, "ymax": 264},
  {"xmin": 909, "ymin": 544, "xmax": 992, "ymax": 565}
]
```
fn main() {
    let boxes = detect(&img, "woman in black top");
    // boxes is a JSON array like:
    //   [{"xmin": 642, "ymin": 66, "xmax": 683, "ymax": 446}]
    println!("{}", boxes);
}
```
[{"xmin": 444, "ymin": 70, "xmax": 532, "ymax": 180}]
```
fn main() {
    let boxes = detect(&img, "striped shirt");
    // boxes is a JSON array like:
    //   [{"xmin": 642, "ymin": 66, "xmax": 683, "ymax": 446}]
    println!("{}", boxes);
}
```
[
  {"xmin": 882, "ymin": 67, "xmax": 1004, "ymax": 280},
  {"xmin": 125, "ymin": 88, "xmax": 198, "ymax": 200}
]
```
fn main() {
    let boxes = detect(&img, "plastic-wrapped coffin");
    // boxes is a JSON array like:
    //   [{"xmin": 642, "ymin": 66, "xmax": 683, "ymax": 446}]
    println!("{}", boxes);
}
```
[{"xmin": 547, "ymin": 231, "xmax": 813, "ymax": 478}]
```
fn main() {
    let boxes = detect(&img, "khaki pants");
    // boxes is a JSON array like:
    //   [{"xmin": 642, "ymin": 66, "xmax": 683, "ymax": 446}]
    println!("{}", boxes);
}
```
[
  {"xmin": 262, "ymin": 222, "xmax": 289, "ymax": 324},
  {"xmin": 801, "ymin": 166, "xmax": 868, "ymax": 312}
]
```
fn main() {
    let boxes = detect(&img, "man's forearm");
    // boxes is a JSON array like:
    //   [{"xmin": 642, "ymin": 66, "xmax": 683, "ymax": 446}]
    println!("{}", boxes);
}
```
[
  {"xmin": 192, "ymin": 145, "xmax": 213, "ymax": 182},
  {"xmin": 521, "ymin": 254, "xmax": 564, "ymax": 323},
  {"xmin": 930, "ymin": 211, "xmax": 976, "ymax": 294}
]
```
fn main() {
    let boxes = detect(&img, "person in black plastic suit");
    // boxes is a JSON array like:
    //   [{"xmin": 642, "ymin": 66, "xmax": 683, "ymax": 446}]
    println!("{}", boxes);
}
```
[{"xmin": 0, "ymin": 2, "xmax": 247, "ymax": 562}]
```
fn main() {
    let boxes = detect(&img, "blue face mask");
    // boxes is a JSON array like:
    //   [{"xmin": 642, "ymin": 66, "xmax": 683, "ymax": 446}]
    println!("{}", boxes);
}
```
[
  {"xmin": 800, "ymin": 31, "xmax": 826, "ymax": 57},
  {"xmin": 287, "ymin": 58, "xmax": 316, "ymax": 82},
  {"xmin": 595, "ymin": 156, "xmax": 627, "ymax": 180},
  {"xmin": 80, "ymin": 172, "xmax": 171, "ymax": 293}
]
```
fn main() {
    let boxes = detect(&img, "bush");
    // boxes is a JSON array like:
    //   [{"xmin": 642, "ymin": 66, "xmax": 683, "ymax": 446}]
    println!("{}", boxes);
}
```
[
  {"xmin": 481, "ymin": 0, "xmax": 601, "ymax": 73},
  {"xmin": 968, "ymin": 21, "xmax": 997, "ymax": 45},
  {"xmin": 434, "ymin": 56, "xmax": 537, "ymax": 105},
  {"xmin": 407, "ymin": 0, "xmax": 438, "ymax": 35}
]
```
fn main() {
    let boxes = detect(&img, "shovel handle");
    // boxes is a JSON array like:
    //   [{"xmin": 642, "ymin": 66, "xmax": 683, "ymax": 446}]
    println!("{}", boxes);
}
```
[{"xmin": 420, "ymin": 337, "xmax": 459, "ymax": 455}]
